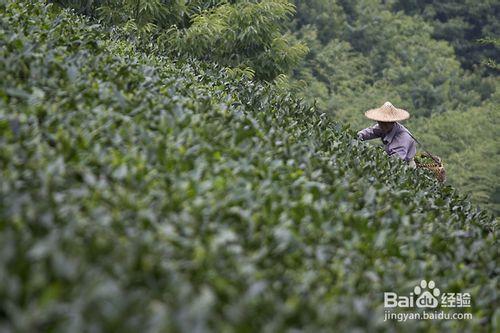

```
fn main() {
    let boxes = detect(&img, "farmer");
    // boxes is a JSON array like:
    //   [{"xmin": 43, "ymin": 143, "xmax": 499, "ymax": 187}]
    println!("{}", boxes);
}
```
[{"xmin": 357, "ymin": 101, "xmax": 417, "ymax": 168}]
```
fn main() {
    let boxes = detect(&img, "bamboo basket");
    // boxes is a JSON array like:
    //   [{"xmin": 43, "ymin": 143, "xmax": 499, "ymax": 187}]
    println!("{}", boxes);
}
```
[{"xmin": 415, "ymin": 152, "xmax": 446, "ymax": 182}]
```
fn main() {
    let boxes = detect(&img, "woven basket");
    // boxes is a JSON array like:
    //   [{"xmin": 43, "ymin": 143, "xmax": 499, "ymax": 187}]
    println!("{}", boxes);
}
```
[{"xmin": 415, "ymin": 152, "xmax": 446, "ymax": 182}]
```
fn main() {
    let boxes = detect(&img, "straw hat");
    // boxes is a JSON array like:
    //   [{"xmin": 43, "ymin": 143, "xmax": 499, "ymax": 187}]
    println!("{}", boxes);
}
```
[{"xmin": 364, "ymin": 101, "xmax": 410, "ymax": 122}]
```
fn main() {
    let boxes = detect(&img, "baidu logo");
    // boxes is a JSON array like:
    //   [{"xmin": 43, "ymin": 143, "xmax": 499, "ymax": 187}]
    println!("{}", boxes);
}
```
[
  {"xmin": 384, "ymin": 279, "xmax": 471, "ymax": 309},
  {"xmin": 414, "ymin": 279, "xmax": 440, "ymax": 308},
  {"xmin": 383, "ymin": 279, "xmax": 473, "ymax": 322}
]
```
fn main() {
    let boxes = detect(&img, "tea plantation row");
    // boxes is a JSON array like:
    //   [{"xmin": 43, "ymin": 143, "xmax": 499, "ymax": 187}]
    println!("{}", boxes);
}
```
[{"xmin": 0, "ymin": 1, "xmax": 497, "ymax": 332}]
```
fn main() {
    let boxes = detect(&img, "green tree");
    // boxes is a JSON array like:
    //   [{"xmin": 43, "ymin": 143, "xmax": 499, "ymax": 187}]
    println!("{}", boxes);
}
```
[
  {"xmin": 291, "ymin": 1, "xmax": 482, "ymax": 116},
  {"xmin": 339, "ymin": 2, "xmax": 473, "ymax": 116},
  {"xmin": 291, "ymin": 0, "xmax": 347, "ymax": 44},
  {"xmin": 161, "ymin": 1, "xmax": 308, "ymax": 80},
  {"xmin": 53, "ymin": 0, "xmax": 308, "ymax": 81},
  {"xmin": 391, "ymin": 0, "xmax": 500, "ymax": 72}
]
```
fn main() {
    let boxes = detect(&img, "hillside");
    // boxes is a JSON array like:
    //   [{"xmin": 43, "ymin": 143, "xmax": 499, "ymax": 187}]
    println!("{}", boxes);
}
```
[
  {"xmin": 0, "ymin": 1, "xmax": 498, "ymax": 332},
  {"xmin": 290, "ymin": 0, "xmax": 500, "ymax": 215}
]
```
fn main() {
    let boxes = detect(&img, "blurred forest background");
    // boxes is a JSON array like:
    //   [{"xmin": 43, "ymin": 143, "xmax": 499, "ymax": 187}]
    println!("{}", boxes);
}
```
[
  {"xmin": 289, "ymin": 0, "xmax": 499, "ymax": 216},
  {"xmin": 53, "ymin": 0, "xmax": 499, "ymax": 215}
]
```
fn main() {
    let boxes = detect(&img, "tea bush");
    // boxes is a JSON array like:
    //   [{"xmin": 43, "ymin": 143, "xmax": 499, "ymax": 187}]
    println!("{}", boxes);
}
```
[{"xmin": 0, "ymin": 1, "xmax": 498, "ymax": 332}]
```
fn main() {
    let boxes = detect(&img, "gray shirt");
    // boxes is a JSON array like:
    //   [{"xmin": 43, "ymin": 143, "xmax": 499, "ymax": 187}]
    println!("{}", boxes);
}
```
[{"xmin": 357, "ymin": 122, "xmax": 417, "ymax": 162}]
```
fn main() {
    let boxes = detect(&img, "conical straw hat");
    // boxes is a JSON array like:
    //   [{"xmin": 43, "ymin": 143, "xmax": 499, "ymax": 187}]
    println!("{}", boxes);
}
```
[{"xmin": 364, "ymin": 101, "xmax": 410, "ymax": 122}]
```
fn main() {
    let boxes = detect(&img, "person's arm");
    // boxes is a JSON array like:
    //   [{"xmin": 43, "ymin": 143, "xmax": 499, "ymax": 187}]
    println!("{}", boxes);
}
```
[{"xmin": 357, "ymin": 124, "xmax": 383, "ymax": 141}]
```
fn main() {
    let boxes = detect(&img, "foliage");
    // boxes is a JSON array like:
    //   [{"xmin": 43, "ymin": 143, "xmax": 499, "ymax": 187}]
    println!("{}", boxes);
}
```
[
  {"xmin": 391, "ymin": 0, "xmax": 500, "ymax": 72},
  {"xmin": 52, "ymin": 0, "xmax": 309, "ymax": 80},
  {"xmin": 52, "ymin": 0, "xmax": 207, "ymax": 25},
  {"xmin": 292, "ymin": 0, "xmax": 347, "ymax": 44},
  {"xmin": 478, "ymin": 37, "xmax": 500, "ymax": 71},
  {"xmin": 411, "ymin": 88, "xmax": 500, "ymax": 215},
  {"xmin": 0, "ymin": 1, "xmax": 497, "ymax": 332},
  {"xmin": 292, "ymin": 0, "xmax": 489, "ymax": 117},
  {"xmin": 161, "ymin": 0, "xmax": 309, "ymax": 80},
  {"xmin": 288, "ymin": 0, "xmax": 499, "ymax": 214}
]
